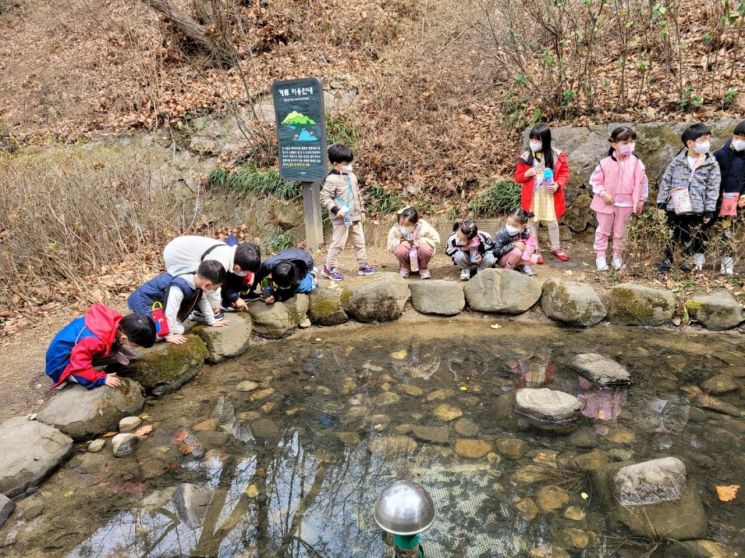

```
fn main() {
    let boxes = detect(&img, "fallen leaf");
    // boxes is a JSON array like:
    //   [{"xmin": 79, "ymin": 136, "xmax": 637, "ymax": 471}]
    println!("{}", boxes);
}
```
[
  {"xmin": 103, "ymin": 431, "xmax": 117, "ymax": 438},
  {"xmin": 245, "ymin": 484, "xmax": 259, "ymax": 498},
  {"xmin": 490, "ymin": 323, "xmax": 502, "ymax": 330},
  {"xmin": 390, "ymin": 350, "xmax": 407, "ymax": 360},
  {"xmin": 134, "ymin": 424, "xmax": 154, "ymax": 437},
  {"xmin": 716, "ymin": 484, "xmax": 739, "ymax": 502}
]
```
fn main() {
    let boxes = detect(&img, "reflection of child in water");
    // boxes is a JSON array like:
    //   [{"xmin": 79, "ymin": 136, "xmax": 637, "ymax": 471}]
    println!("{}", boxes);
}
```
[
  {"xmin": 577, "ymin": 377, "xmax": 628, "ymax": 421},
  {"xmin": 508, "ymin": 350, "xmax": 555, "ymax": 388}
]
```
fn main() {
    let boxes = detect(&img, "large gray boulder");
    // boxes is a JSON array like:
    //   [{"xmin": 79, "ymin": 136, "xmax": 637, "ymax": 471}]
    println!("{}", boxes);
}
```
[
  {"xmin": 592, "ymin": 457, "xmax": 707, "ymax": 540},
  {"xmin": 515, "ymin": 388, "xmax": 582, "ymax": 432},
  {"xmin": 464, "ymin": 268, "xmax": 541, "ymax": 314},
  {"xmin": 248, "ymin": 294, "xmax": 309, "ymax": 338},
  {"xmin": 541, "ymin": 278, "xmax": 607, "ymax": 327},
  {"xmin": 124, "ymin": 335, "xmax": 208, "ymax": 396},
  {"xmin": 37, "ymin": 378, "xmax": 145, "ymax": 440},
  {"xmin": 609, "ymin": 283, "xmax": 675, "ymax": 326},
  {"xmin": 571, "ymin": 353, "xmax": 631, "ymax": 387},
  {"xmin": 308, "ymin": 287, "xmax": 348, "ymax": 326},
  {"xmin": 193, "ymin": 313, "xmax": 252, "ymax": 363},
  {"xmin": 340, "ymin": 273, "xmax": 410, "ymax": 322},
  {"xmin": 0, "ymin": 417, "xmax": 73, "ymax": 497},
  {"xmin": 409, "ymin": 280, "xmax": 465, "ymax": 316},
  {"xmin": 685, "ymin": 290, "xmax": 743, "ymax": 331}
]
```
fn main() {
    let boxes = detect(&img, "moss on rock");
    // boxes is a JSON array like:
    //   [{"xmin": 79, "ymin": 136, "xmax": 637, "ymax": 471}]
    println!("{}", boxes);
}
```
[
  {"xmin": 309, "ymin": 288, "xmax": 348, "ymax": 326},
  {"xmin": 609, "ymin": 283, "xmax": 674, "ymax": 326}
]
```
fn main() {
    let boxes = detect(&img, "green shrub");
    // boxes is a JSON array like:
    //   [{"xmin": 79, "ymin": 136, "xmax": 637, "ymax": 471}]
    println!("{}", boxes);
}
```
[
  {"xmin": 468, "ymin": 180, "xmax": 522, "ymax": 216},
  {"xmin": 326, "ymin": 114, "xmax": 360, "ymax": 148},
  {"xmin": 208, "ymin": 165, "xmax": 301, "ymax": 200},
  {"xmin": 262, "ymin": 227, "xmax": 295, "ymax": 253}
]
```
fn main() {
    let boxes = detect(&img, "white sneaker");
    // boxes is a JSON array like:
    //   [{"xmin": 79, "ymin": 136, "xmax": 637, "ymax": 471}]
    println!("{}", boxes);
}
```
[
  {"xmin": 520, "ymin": 265, "xmax": 534, "ymax": 276},
  {"xmin": 693, "ymin": 253, "xmax": 705, "ymax": 271},
  {"xmin": 611, "ymin": 257, "xmax": 624, "ymax": 270},
  {"xmin": 596, "ymin": 257, "xmax": 609, "ymax": 271},
  {"xmin": 460, "ymin": 269, "xmax": 471, "ymax": 281},
  {"xmin": 721, "ymin": 256, "xmax": 735, "ymax": 276}
]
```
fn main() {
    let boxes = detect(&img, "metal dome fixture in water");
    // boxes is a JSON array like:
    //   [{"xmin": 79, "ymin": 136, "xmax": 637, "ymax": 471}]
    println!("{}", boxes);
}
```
[{"xmin": 374, "ymin": 480, "xmax": 435, "ymax": 557}]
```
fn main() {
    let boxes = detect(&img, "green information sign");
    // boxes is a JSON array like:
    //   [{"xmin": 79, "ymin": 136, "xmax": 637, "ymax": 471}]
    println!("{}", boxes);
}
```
[{"xmin": 272, "ymin": 77, "xmax": 328, "ymax": 182}]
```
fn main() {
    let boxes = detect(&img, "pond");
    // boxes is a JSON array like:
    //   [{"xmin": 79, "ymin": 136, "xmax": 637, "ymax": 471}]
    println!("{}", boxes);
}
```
[{"xmin": 5, "ymin": 319, "xmax": 745, "ymax": 557}]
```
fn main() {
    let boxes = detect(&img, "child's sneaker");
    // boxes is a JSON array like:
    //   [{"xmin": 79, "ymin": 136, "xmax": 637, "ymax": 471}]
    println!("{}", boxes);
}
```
[
  {"xmin": 321, "ymin": 266, "xmax": 344, "ymax": 281},
  {"xmin": 658, "ymin": 259, "xmax": 672, "ymax": 273},
  {"xmin": 552, "ymin": 249, "xmax": 570, "ymax": 261},
  {"xmin": 358, "ymin": 264, "xmax": 375, "ymax": 276},
  {"xmin": 460, "ymin": 269, "xmax": 471, "ymax": 281},
  {"xmin": 596, "ymin": 257, "xmax": 609, "ymax": 271},
  {"xmin": 693, "ymin": 253, "xmax": 705, "ymax": 271},
  {"xmin": 399, "ymin": 267, "xmax": 411, "ymax": 278},
  {"xmin": 190, "ymin": 309, "xmax": 224, "ymax": 322},
  {"xmin": 721, "ymin": 256, "xmax": 735, "ymax": 276},
  {"xmin": 518, "ymin": 265, "xmax": 534, "ymax": 276},
  {"xmin": 611, "ymin": 256, "xmax": 624, "ymax": 270},
  {"xmin": 419, "ymin": 268, "xmax": 432, "ymax": 279}
]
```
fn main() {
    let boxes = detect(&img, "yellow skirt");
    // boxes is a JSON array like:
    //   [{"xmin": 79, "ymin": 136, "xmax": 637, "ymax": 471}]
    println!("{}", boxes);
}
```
[{"xmin": 531, "ymin": 187, "xmax": 556, "ymax": 222}]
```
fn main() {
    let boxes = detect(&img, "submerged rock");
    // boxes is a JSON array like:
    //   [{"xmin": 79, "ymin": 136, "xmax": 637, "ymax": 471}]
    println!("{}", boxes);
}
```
[
  {"xmin": 609, "ymin": 283, "xmax": 675, "ymax": 326},
  {"xmin": 340, "ymin": 273, "xmax": 410, "ymax": 322},
  {"xmin": 684, "ymin": 290, "xmax": 743, "ymax": 331},
  {"xmin": 408, "ymin": 280, "xmax": 465, "ymax": 316},
  {"xmin": 173, "ymin": 483, "xmax": 215, "ymax": 529},
  {"xmin": 571, "ymin": 353, "xmax": 631, "ymax": 387},
  {"xmin": 0, "ymin": 495, "xmax": 15, "ymax": 529},
  {"xmin": 453, "ymin": 418, "xmax": 479, "ymax": 437},
  {"xmin": 495, "ymin": 435, "xmax": 529, "ymax": 460},
  {"xmin": 411, "ymin": 425, "xmax": 449, "ymax": 444},
  {"xmin": 308, "ymin": 287, "xmax": 348, "ymax": 326},
  {"xmin": 463, "ymin": 268, "xmax": 542, "ymax": 314},
  {"xmin": 454, "ymin": 439, "xmax": 492, "ymax": 459},
  {"xmin": 112, "ymin": 433, "xmax": 139, "ymax": 457},
  {"xmin": 124, "ymin": 335, "xmax": 208, "ymax": 396},
  {"xmin": 0, "ymin": 417, "xmax": 73, "ymax": 497},
  {"xmin": 700, "ymin": 374, "xmax": 739, "ymax": 395},
  {"xmin": 432, "ymin": 404, "xmax": 463, "ymax": 422},
  {"xmin": 515, "ymin": 388, "xmax": 582, "ymax": 432},
  {"xmin": 193, "ymin": 313, "xmax": 252, "ymax": 363},
  {"xmin": 536, "ymin": 485, "xmax": 570, "ymax": 513},
  {"xmin": 367, "ymin": 435, "xmax": 417, "ymax": 458},
  {"xmin": 37, "ymin": 378, "xmax": 145, "ymax": 440},
  {"xmin": 248, "ymin": 295, "xmax": 309, "ymax": 338},
  {"xmin": 541, "ymin": 278, "xmax": 607, "ymax": 327}
]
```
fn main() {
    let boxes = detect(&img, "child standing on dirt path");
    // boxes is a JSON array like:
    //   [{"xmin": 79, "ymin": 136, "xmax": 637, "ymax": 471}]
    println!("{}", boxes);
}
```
[
  {"xmin": 445, "ymin": 220, "xmax": 496, "ymax": 280},
  {"xmin": 589, "ymin": 126, "xmax": 649, "ymax": 271},
  {"xmin": 319, "ymin": 144, "xmax": 375, "ymax": 281},
  {"xmin": 514, "ymin": 123, "xmax": 571, "ymax": 262},
  {"xmin": 386, "ymin": 207, "xmax": 440, "ymax": 279}
]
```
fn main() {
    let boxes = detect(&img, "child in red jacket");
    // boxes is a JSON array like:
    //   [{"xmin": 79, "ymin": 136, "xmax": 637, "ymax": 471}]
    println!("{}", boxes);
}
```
[{"xmin": 514, "ymin": 123, "xmax": 571, "ymax": 261}]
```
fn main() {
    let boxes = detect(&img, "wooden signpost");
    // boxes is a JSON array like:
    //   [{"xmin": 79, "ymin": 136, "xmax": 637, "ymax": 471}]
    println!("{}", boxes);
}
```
[{"xmin": 272, "ymin": 77, "xmax": 327, "ymax": 251}]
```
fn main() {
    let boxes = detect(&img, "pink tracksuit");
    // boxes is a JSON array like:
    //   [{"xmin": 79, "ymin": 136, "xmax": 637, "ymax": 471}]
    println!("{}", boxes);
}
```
[{"xmin": 589, "ymin": 154, "xmax": 649, "ymax": 259}]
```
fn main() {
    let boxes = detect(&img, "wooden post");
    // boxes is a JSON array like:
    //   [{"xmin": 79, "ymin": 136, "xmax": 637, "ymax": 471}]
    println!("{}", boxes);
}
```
[{"xmin": 302, "ymin": 181, "xmax": 324, "ymax": 251}]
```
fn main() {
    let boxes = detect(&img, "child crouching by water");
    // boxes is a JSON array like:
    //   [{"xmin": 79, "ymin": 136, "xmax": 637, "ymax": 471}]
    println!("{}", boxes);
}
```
[
  {"xmin": 386, "ymin": 207, "xmax": 440, "ymax": 279},
  {"xmin": 493, "ymin": 208, "xmax": 539, "ymax": 276},
  {"xmin": 445, "ymin": 220, "xmax": 496, "ymax": 280}
]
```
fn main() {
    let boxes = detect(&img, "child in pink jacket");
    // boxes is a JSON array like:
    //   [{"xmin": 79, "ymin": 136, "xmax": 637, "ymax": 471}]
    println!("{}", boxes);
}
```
[{"xmin": 589, "ymin": 126, "xmax": 649, "ymax": 271}]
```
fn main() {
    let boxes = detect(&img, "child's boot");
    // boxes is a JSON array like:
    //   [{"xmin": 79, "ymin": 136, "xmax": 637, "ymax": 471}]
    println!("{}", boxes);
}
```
[{"xmin": 399, "ymin": 266, "xmax": 411, "ymax": 278}]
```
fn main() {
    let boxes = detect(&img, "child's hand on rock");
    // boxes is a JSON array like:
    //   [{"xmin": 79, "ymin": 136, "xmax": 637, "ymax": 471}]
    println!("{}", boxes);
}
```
[
  {"xmin": 166, "ymin": 334, "xmax": 187, "ymax": 345},
  {"xmin": 265, "ymin": 295, "xmax": 275, "ymax": 305},
  {"xmin": 211, "ymin": 321, "xmax": 227, "ymax": 328},
  {"xmin": 233, "ymin": 299, "xmax": 248, "ymax": 311},
  {"xmin": 105, "ymin": 374, "xmax": 122, "ymax": 388}
]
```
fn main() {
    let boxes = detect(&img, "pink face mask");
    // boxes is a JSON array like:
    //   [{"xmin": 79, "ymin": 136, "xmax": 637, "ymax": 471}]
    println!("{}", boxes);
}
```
[{"xmin": 618, "ymin": 143, "xmax": 635, "ymax": 156}]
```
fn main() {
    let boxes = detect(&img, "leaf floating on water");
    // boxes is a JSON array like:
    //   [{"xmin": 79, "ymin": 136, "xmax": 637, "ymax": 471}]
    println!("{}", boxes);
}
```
[
  {"xmin": 715, "ymin": 484, "xmax": 739, "ymax": 502},
  {"xmin": 64, "ymin": 490, "xmax": 75, "ymax": 498},
  {"xmin": 581, "ymin": 492, "xmax": 589, "ymax": 500},
  {"xmin": 390, "ymin": 350, "xmax": 407, "ymax": 360},
  {"xmin": 245, "ymin": 484, "xmax": 259, "ymax": 498},
  {"xmin": 489, "ymin": 323, "xmax": 502, "ymax": 330}
]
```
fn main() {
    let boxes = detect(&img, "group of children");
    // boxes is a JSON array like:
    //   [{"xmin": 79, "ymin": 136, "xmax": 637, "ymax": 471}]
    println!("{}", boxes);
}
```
[{"xmin": 45, "ymin": 123, "xmax": 745, "ymax": 391}]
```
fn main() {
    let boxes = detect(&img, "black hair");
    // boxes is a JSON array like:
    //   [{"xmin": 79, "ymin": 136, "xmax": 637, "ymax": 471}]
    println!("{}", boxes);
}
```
[
  {"xmin": 527, "ymin": 123, "xmax": 555, "ymax": 170},
  {"xmin": 452, "ymin": 220, "xmax": 478, "ymax": 239},
  {"xmin": 234, "ymin": 242, "xmax": 261, "ymax": 272},
  {"xmin": 507, "ymin": 208, "xmax": 534, "ymax": 225},
  {"xmin": 734, "ymin": 120, "xmax": 745, "ymax": 137},
  {"xmin": 398, "ymin": 207, "xmax": 419, "ymax": 225},
  {"xmin": 120, "ymin": 314, "xmax": 156, "ymax": 348},
  {"xmin": 197, "ymin": 260, "xmax": 227, "ymax": 284},
  {"xmin": 328, "ymin": 144, "xmax": 354, "ymax": 164},
  {"xmin": 273, "ymin": 261, "xmax": 298, "ymax": 289},
  {"xmin": 681, "ymin": 123, "xmax": 711, "ymax": 146},
  {"xmin": 608, "ymin": 126, "xmax": 637, "ymax": 156}
]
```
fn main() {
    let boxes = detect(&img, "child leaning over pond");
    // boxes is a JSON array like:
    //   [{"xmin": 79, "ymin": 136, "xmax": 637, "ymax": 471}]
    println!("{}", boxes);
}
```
[
  {"xmin": 445, "ymin": 220, "xmax": 496, "ymax": 281},
  {"xmin": 386, "ymin": 207, "xmax": 440, "ymax": 279},
  {"xmin": 251, "ymin": 248, "xmax": 317, "ymax": 304},
  {"xmin": 493, "ymin": 208, "xmax": 539, "ymax": 276}
]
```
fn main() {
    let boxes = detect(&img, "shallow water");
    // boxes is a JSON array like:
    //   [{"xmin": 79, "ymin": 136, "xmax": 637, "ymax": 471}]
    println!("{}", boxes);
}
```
[{"xmin": 5, "ymin": 320, "xmax": 745, "ymax": 557}]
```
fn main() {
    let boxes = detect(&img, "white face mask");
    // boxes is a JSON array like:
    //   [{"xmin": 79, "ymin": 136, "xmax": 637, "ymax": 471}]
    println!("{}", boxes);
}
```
[
  {"xmin": 693, "ymin": 141, "xmax": 710, "ymax": 155},
  {"xmin": 733, "ymin": 139, "xmax": 745, "ymax": 152},
  {"xmin": 505, "ymin": 224, "xmax": 521, "ymax": 235},
  {"xmin": 340, "ymin": 164, "xmax": 353, "ymax": 174},
  {"xmin": 399, "ymin": 226, "xmax": 414, "ymax": 235},
  {"xmin": 529, "ymin": 141, "xmax": 542, "ymax": 153}
]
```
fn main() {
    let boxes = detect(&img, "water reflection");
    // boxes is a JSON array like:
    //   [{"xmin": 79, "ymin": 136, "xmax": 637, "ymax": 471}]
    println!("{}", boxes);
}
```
[{"xmin": 577, "ymin": 377, "xmax": 628, "ymax": 421}]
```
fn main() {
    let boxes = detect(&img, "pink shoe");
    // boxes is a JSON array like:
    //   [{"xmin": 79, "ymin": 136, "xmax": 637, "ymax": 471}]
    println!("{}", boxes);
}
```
[
  {"xmin": 400, "ymin": 267, "xmax": 411, "ymax": 278},
  {"xmin": 419, "ymin": 269, "xmax": 431, "ymax": 279}
]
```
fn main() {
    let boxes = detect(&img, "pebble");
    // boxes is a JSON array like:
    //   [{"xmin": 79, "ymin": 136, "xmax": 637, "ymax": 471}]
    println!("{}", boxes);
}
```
[
  {"xmin": 112, "ymin": 433, "xmax": 139, "ymax": 457},
  {"xmin": 453, "ymin": 418, "xmax": 479, "ymax": 437},
  {"xmin": 513, "ymin": 465, "xmax": 559, "ymax": 485},
  {"xmin": 564, "ymin": 506, "xmax": 586, "ymax": 521},
  {"xmin": 87, "ymin": 439, "xmax": 106, "ymax": 453},
  {"xmin": 411, "ymin": 425, "xmax": 449, "ymax": 444},
  {"xmin": 118, "ymin": 416, "xmax": 142, "ymax": 433},
  {"xmin": 433, "ymin": 404, "xmax": 463, "ymax": 421},
  {"xmin": 341, "ymin": 377, "xmax": 356, "ymax": 394},
  {"xmin": 193, "ymin": 418, "xmax": 220, "ymax": 432},
  {"xmin": 398, "ymin": 384, "xmax": 424, "ymax": 397},
  {"xmin": 260, "ymin": 402, "xmax": 277, "ymax": 414},
  {"xmin": 250, "ymin": 388, "xmax": 275, "ymax": 401},
  {"xmin": 562, "ymin": 528, "xmax": 589, "ymax": 550},
  {"xmin": 367, "ymin": 436, "xmax": 417, "ymax": 458},
  {"xmin": 250, "ymin": 419, "xmax": 280, "ymax": 439},
  {"xmin": 495, "ymin": 435, "xmax": 529, "ymax": 460},
  {"xmin": 600, "ymin": 425, "xmax": 635, "ymax": 444},
  {"xmin": 486, "ymin": 452, "xmax": 501, "ymax": 464},
  {"xmin": 536, "ymin": 485, "xmax": 570, "ymax": 513},
  {"xmin": 236, "ymin": 381, "xmax": 260, "ymax": 392},
  {"xmin": 569, "ymin": 427, "xmax": 599, "ymax": 448},
  {"xmin": 426, "ymin": 388, "xmax": 456, "ymax": 402},
  {"xmin": 515, "ymin": 497, "xmax": 539, "ymax": 520},
  {"xmin": 454, "ymin": 439, "xmax": 492, "ymax": 459},
  {"xmin": 336, "ymin": 432, "xmax": 361, "ymax": 445},
  {"xmin": 373, "ymin": 392, "xmax": 401, "ymax": 406},
  {"xmin": 237, "ymin": 411, "xmax": 261, "ymax": 422},
  {"xmin": 701, "ymin": 374, "xmax": 739, "ymax": 395}
]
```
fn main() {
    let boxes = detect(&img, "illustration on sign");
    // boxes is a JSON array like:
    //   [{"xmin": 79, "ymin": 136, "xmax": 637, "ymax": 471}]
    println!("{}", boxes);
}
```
[{"xmin": 281, "ymin": 111, "xmax": 319, "ymax": 141}]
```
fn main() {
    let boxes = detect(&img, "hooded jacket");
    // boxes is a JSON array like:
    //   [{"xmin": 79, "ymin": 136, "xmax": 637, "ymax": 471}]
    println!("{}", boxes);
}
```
[
  {"xmin": 252, "ymin": 248, "xmax": 314, "ymax": 302},
  {"xmin": 320, "ymin": 170, "xmax": 366, "ymax": 223},
  {"xmin": 714, "ymin": 139, "xmax": 745, "ymax": 197},
  {"xmin": 656, "ymin": 151, "xmax": 721, "ymax": 216}
]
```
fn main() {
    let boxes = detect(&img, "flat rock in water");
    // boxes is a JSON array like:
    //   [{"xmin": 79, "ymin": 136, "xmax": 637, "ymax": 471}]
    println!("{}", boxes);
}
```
[
  {"xmin": 408, "ymin": 280, "xmax": 465, "ymax": 316},
  {"xmin": 410, "ymin": 425, "xmax": 449, "ymax": 444},
  {"xmin": 454, "ymin": 439, "xmax": 491, "ymax": 459},
  {"xmin": 515, "ymin": 388, "xmax": 582, "ymax": 431},
  {"xmin": 112, "ymin": 433, "xmax": 139, "ymax": 457},
  {"xmin": 308, "ymin": 288, "xmax": 348, "ymax": 326},
  {"xmin": 173, "ymin": 483, "xmax": 215, "ymax": 529},
  {"xmin": 367, "ymin": 436, "xmax": 417, "ymax": 458},
  {"xmin": 37, "ymin": 378, "xmax": 144, "ymax": 440},
  {"xmin": 541, "ymin": 278, "xmax": 607, "ymax": 327},
  {"xmin": 700, "ymin": 373, "xmax": 740, "ymax": 395},
  {"xmin": 536, "ymin": 485, "xmax": 570, "ymax": 513},
  {"xmin": 0, "ymin": 494, "xmax": 15, "ymax": 529},
  {"xmin": 609, "ymin": 283, "xmax": 675, "ymax": 326},
  {"xmin": 124, "ymin": 335, "xmax": 208, "ymax": 397},
  {"xmin": 432, "ymin": 404, "xmax": 463, "ymax": 421},
  {"xmin": 571, "ymin": 353, "xmax": 631, "ymax": 387},
  {"xmin": 250, "ymin": 419, "xmax": 280, "ymax": 439},
  {"xmin": 340, "ymin": 273, "xmax": 410, "ymax": 322},
  {"xmin": 685, "ymin": 290, "xmax": 744, "ymax": 331},
  {"xmin": 495, "ymin": 436, "xmax": 529, "ymax": 460},
  {"xmin": 453, "ymin": 418, "xmax": 479, "ymax": 437},
  {"xmin": 236, "ymin": 381, "xmax": 260, "ymax": 392},
  {"xmin": 248, "ymin": 295, "xmax": 309, "ymax": 338},
  {"xmin": 193, "ymin": 313, "xmax": 252, "ymax": 363},
  {"xmin": 463, "ymin": 268, "xmax": 542, "ymax": 314},
  {"xmin": 119, "ymin": 416, "xmax": 142, "ymax": 433},
  {"xmin": 614, "ymin": 457, "xmax": 687, "ymax": 505}
]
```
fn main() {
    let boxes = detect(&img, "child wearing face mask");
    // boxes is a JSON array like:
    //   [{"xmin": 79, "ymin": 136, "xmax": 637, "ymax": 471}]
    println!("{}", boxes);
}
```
[
  {"xmin": 514, "ymin": 122, "xmax": 571, "ymax": 262},
  {"xmin": 386, "ymin": 207, "xmax": 441, "ymax": 279},
  {"xmin": 493, "ymin": 208, "xmax": 539, "ymax": 276},
  {"xmin": 445, "ymin": 220, "xmax": 496, "ymax": 280},
  {"xmin": 656, "ymin": 123, "xmax": 721, "ymax": 273},
  {"xmin": 589, "ymin": 126, "xmax": 649, "ymax": 271},
  {"xmin": 713, "ymin": 120, "xmax": 745, "ymax": 275}
]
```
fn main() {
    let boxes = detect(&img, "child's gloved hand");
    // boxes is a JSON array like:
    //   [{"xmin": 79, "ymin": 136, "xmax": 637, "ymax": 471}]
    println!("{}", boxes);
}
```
[{"xmin": 105, "ymin": 374, "xmax": 122, "ymax": 388}]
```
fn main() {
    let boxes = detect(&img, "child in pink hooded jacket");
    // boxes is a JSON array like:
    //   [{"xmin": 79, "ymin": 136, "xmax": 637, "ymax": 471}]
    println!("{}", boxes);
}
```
[{"xmin": 589, "ymin": 126, "xmax": 649, "ymax": 271}]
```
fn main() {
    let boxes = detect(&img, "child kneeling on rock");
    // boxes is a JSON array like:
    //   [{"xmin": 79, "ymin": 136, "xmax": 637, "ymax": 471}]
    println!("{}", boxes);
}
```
[
  {"xmin": 386, "ymin": 207, "xmax": 441, "ymax": 279},
  {"xmin": 128, "ymin": 260, "xmax": 227, "ymax": 345},
  {"xmin": 46, "ymin": 303, "xmax": 156, "ymax": 390},
  {"xmin": 445, "ymin": 220, "xmax": 496, "ymax": 280},
  {"xmin": 493, "ymin": 208, "xmax": 539, "ymax": 276},
  {"xmin": 251, "ymin": 248, "xmax": 316, "ymax": 304}
]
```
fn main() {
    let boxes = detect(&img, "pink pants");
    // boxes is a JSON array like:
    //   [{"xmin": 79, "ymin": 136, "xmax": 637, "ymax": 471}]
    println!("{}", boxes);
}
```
[
  {"xmin": 498, "ymin": 247, "xmax": 532, "ymax": 269},
  {"xmin": 594, "ymin": 206, "xmax": 634, "ymax": 259},
  {"xmin": 393, "ymin": 244, "xmax": 434, "ymax": 270}
]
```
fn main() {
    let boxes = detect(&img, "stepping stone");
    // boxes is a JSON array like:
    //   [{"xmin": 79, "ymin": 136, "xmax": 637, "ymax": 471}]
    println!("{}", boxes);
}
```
[
  {"xmin": 571, "ymin": 353, "xmax": 631, "ymax": 387},
  {"xmin": 248, "ymin": 295, "xmax": 309, "ymax": 338},
  {"xmin": 408, "ymin": 280, "xmax": 465, "ymax": 316},
  {"xmin": 463, "ymin": 268, "xmax": 541, "ymax": 314},
  {"xmin": 515, "ymin": 388, "xmax": 582, "ymax": 432}
]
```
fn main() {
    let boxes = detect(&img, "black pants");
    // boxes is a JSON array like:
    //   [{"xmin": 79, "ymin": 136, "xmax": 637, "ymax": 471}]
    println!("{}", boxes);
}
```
[{"xmin": 664, "ymin": 212, "xmax": 710, "ymax": 262}]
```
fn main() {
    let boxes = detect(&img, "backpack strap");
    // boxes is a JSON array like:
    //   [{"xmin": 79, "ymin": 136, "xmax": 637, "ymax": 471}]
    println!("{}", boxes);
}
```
[{"xmin": 200, "ymin": 243, "xmax": 226, "ymax": 262}]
